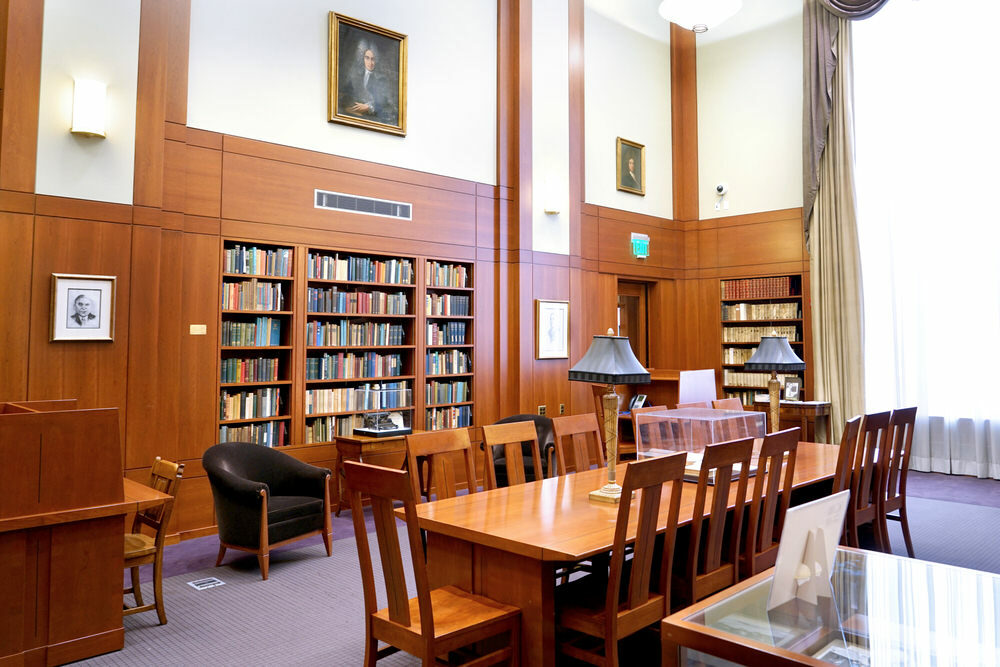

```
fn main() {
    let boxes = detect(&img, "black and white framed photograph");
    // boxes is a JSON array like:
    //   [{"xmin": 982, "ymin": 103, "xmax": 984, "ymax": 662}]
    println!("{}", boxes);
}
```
[
  {"xmin": 329, "ymin": 13, "xmax": 407, "ymax": 136},
  {"xmin": 784, "ymin": 377, "xmax": 801, "ymax": 401},
  {"xmin": 535, "ymin": 299, "xmax": 569, "ymax": 359},
  {"xmin": 50, "ymin": 273, "xmax": 116, "ymax": 342}
]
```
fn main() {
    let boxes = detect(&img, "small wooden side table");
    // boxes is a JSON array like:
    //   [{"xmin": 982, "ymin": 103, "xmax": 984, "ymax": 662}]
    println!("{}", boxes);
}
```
[
  {"xmin": 333, "ymin": 430, "xmax": 423, "ymax": 514},
  {"xmin": 752, "ymin": 399, "xmax": 832, "ymax": 443}
]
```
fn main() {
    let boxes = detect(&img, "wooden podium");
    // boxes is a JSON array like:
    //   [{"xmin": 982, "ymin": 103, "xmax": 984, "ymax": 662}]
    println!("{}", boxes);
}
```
[{"xmin": 0, "ymin": 400, "xmax": 129, "ymax": 665}]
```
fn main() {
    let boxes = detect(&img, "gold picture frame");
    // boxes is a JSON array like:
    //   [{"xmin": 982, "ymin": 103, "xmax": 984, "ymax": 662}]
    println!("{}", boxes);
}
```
[
  {"xmin": 329, "ymin": 13, "xmax": 407, "ymax": 136},
  {"xmin": 616, "ymin": 137, "xmax": 645, "ymax": 196},
  {"xmin": 50, "ymin": 273, "xmax": 116, "ymax": 342},
  {"xmin": 535, "ymin": 299, "xmax": 569, "ymax": 359}
]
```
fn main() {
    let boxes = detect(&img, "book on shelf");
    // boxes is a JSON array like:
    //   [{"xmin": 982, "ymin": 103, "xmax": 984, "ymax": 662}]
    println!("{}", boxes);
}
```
[
  {"xmin": 426, "ymin": 261, "xmax": 468, "ymax": 288},
  {"xmin": 222, "ymin": 278, "xmax": 285, "ymax": 311},
  {"xmin": 219, "ymin": 387, "xmax": 283, "ymax": 420},
  {"xmin": 721, "ymin": 276, "xmax": 795, "ymax": 300},
  {"xmin": 722, "ymin": 325, "xmax": 798, "ymax": 343},
  {"xmin": 425, "ymin": 349, "xmax": 471, "ymax": 375},
  {"xmin": 221, "ymin": 356, "xmax": 280, "ymax": 383},
  {"xmin": 425, "ymin": 380, "xmax": 469, "ymax": 405},
  {"xmin": 307, "ymin": 287, "xmax": 409, "ymax": 315},
  {"xmin": 305, "ymin": 382, "xmax": 411, "ymax": 415},
  {"xmin": 425, "ymin": 293, "xmax": 470, "ymax": 316},
  {"xmin": 224, "ymin": 245, "xmax": 292, "ymax": 277},
  {"xmin": 307, "ymin": 252, "xmax": 413, "ymax": 284},
  {"xmin": 426, "ymin": 405, "xmax": 472, "ymax": 429},
  {"xmin": 306, "ymin": 352, "xmax": 403, "ymax": 380},
  {"xmin": 307, "ymin": 320, "xmax": 405, "ymax": 346},
  {"xmin": 221, "ymin": 317, "xmax": 282, "ymax": 347},
  {"xmin": 219, "ymin": 420, "xmax": 286, "ymax": 447},
  {"xmin": 426, "ymin": 321, "xmax": 467, "ymax": 345}
]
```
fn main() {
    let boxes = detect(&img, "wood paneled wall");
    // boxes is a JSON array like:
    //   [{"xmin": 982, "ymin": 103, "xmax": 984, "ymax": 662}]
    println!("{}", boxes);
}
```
[{"xmin": 0, "ymin": 0, "xmax": 811, "ymax": 539}]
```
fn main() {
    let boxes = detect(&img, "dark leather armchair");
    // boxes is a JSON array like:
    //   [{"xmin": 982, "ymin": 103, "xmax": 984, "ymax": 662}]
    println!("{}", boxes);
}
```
[
  {"xmin": 489, "ymin": 414, "xmax": 555, "ymax": 486},
  {"xmin": 203, "ymin": 442, "xmax": 333, "ymax": 580}
]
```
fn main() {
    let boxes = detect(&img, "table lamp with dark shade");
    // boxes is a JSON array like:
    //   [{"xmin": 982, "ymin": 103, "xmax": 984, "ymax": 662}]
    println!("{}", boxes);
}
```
[
  {"xmin": 744, "ymin": 334, "xmax": 805, "ymax": 434},
  {"xmin": 568, "ymin": 329, "xmax": 650, "ymax": 502}
]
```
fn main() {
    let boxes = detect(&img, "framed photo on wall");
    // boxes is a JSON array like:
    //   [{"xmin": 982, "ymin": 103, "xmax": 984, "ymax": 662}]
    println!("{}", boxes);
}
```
[
  {"xmin": 616, "ymin": 137, "xmax": 645, "ymax": 195},
  {"xmin": 535, "ymin": 299, "xmax": 569, "ymax": 359},
  {"xmin": 329, "ymin": 13, "xmax": 408, "ymax": 136},
  {"xmin": 50, "ymin": 273, "xmax": 116, "ymax": 342},
  {"xmin": 784, "ymin": 377, "xmax": 801, "ymax": 401}
]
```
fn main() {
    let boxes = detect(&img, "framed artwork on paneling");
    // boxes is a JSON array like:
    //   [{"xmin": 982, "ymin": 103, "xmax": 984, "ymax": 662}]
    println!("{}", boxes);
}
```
[
  {"xmin": 50, "ymin": 274, "xmax": 116, "ymax": 342},
  {"xmin": 535, "ymin": 299, "xmax": 569, "ymax": 359},
  {"xmin": 783, "ymin": 377, "xmax": 801, "ymax": 401},
  {"xmin": 329, "ymin": 13, "xmax": 408, "ymax": 136},
  {"xmin": 616, "ymin": 137, "xmax": 645, "ymax": 195}
]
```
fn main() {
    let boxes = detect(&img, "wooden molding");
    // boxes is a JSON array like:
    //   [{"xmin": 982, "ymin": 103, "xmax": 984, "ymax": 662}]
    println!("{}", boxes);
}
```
[
  {"xmin": 0, "ymin": 0, "xmax": 43, "ymax": 193},
  {"xmin": 670, "ymin": 24, "xmax": 698, "ymax": 222}
]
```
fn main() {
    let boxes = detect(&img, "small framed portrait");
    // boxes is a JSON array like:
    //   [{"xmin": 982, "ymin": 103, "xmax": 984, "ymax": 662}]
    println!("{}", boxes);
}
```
[
  {"xmin": 50, "ymin": 273, "xmax": 116, "ymax": 342},
  {"xmin": 535, "ymin": 299, "xmax": 569, "ymax": 359},
  {"xmin": 784, "ymin": 377, "xmax": 801, "ymax": 401},
  {"xmin": 329, "ymin": 13, "xmax": 407, "ymax": 136},
  {"xmin": 616, "ymin": 137, "xmax": 645, "ymax": 195}
]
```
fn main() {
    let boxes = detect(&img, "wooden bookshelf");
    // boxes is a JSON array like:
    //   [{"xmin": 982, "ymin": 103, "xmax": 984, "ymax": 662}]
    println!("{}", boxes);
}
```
[
  {"xmin": 720, "ymin": 275, "xmax": 805, "ymax": 407},
  {"xmin": 218, "ymin": 241, "xmax": 294, "ymax": 446},
  {"xmin": 303, "ymin": 248, "xmax": 417, "ymax": 444},
  {"xmin": 423, "ymin": 259, "xmax": 474, "ymax": 430}
]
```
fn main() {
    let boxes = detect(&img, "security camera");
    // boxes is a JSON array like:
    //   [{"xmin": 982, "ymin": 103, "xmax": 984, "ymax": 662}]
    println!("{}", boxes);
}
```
[{"xmin": 715, "ymin": 183, "xmax": 729, "ymax": 196}]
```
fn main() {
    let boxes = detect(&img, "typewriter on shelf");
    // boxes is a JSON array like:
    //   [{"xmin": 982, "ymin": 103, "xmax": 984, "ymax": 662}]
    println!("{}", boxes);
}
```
[{"xmin": 353, "ymin": 411, "xmax": 412, "ymax": 438}]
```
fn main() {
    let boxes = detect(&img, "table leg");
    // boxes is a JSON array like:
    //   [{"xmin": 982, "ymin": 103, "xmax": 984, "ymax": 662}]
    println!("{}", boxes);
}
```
[{"xmin": 661, "ymin": 636, "xmax": 681, "ymax": 667}]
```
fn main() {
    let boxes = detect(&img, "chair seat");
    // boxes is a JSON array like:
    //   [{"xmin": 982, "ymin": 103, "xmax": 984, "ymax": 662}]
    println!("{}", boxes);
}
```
[
  {"xmin": 124, "ymin": 532, "xmax": 157, "ymax": 560},
  {"xmin": 556, "ymin": 567, "xmax": 666, "ymax": 637},
  {"xmin": 267, "ymin": 495, "xmax": 324, "ymax": 523},
  {"xmin": 372, "ymin": 585, "xmax": 519, "ymax": 641}
]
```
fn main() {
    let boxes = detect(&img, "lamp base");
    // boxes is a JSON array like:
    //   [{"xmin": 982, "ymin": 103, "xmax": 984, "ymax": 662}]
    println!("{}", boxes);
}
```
[{"xmin": 589, "ymin": 482, "xmax": 623, "ymax": 504}]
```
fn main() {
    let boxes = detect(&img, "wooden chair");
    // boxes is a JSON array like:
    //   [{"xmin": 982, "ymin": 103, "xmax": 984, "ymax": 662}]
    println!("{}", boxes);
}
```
[
  {"xmin": 591, "ymin": 384, "xmax": 636, "ymax": 460},
  {"xmin": 712, "ymin": 398, "xmax": 744, "ymax": 411},
  {"xmin": 676, "ymin": 401, "xmax": 711, "ymax": 409},
  {"xmin": 343, "ymin": 461, "xmax": 520, "ymax": 666},
  {"xmin": 124, "ymin": 457, "xmax": 184, "ymax": 624},
  {"xmin": 844, "ymin": 411, "xmax": 892, "ymax": 551},
  {"xmin": 832, "ymin": 415, "xmax": 863, "ymax": 495},
  {"xmin": 674, "ymin": 437, "xmax": 754, "ymax": 607},
  {"xmin": 630, "ymin": 405, "xmax": 669, "ymax": 453},
  {"xmin": 551, "ymin": 413, "xmax": 606, "ymax": 475},
  {"xmin": 405, "ymin": 428, "xmax": 479, "ymax": 502},
  {"xmin": 557, "ymin": 453, "xmax": 687, "ymax": 667},
  {"xmin": 741, "ymin": 428, "xmax": 799, "ymax": 579},
  {"xmin": 881, "ymin": 407, "xmax": 918, "ymax": 557},
  {"xmin": 482, "ymin": 421, "xmax": 543, "ymax": 489}
]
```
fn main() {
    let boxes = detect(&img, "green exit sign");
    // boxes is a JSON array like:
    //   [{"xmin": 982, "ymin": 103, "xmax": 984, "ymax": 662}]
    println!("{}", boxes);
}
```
[{"xmin": 630, "ymin": 232, "xmax": 650, "ymax": 259}]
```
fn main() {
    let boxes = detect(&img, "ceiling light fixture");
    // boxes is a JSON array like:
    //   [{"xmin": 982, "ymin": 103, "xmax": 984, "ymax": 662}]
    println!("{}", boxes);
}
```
[{"xmin": 657, "ymin": 0, "xmax": 743, "ymax": 33}]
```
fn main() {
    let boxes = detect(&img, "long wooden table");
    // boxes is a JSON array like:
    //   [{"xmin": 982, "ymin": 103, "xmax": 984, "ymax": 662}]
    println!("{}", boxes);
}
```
[{"xmin": 411, "ymin": 442, "xmax": 840, "ymax": 667}]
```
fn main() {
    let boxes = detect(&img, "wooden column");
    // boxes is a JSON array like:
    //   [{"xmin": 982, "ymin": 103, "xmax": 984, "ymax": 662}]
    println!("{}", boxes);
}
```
[{"xmin": 670, "ymin": 24, "xmax": 699, "ymax": 223}]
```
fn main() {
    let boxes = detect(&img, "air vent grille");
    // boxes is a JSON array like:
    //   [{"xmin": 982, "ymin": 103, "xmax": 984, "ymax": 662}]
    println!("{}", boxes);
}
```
[{"xmin": 314, "ymin": 189, "xmax": 412, "ymax": 221}]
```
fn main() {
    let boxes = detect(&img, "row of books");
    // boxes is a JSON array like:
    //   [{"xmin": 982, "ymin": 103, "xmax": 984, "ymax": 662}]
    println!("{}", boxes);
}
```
[
  {"xmin": 723, "ymin": 390, "xmax": 760, "ymax": 407},
  {"xmin": 723, "ymin": 370, "xmax": 800, "ymax": 389},
  {"xmin": 219, "ymin": 420, "xmax": 287, "ymax": 448},
  {"xmin": 722, "ymin": 325, "xmax": 798, "ymax": 343},
  {"xmin": 425, "ymin": 381, "xmax": 470, "ymax": 405},
  {"xmin": 721, "ymin": 302, "xmax": 799, "ymax": 321},
  {"xmin": 721, "ymin": 276, "xmax": 796, "ymax": 300},
  {"xmin": 426, "ymin": 321, "xmax": 467, "ymax": 345},
  {"xmin": 307, "ymin": 320, "xmax": 406, "ymax": 347},
  {"xmin": 219, "ymin": 387, "xmax": 283, "ymax": 420},
  {"xmin": 722, "ymin": 347, "xmax": 759, "ymax": 365},
  {"xmin": 426, "ymin": 294, "xmax": 470, "ymax": 316},
  {"xmin": 220, "ymin": 356, "xmax": 280, "ymax": 383},
  {"xmin": 303, "ymin": 414, "xmax": 363, "ymax": 443},
  {"xmin": 222, "ymin": 279, "xmax": 285, "ymax": 311},
  {"xmin": 307, "ymin": 288, "xmax": 409, "ymax": 315},
  {"xmin": 426, "ymin": 350, "xmax": 471, "ymax": 375},
  {"xmin": 426, "ymin": 261, "xmax": 469, "ymax": 288},
  {"xmin": 305, "ymin": 382, "xmax": 411, "ymax": 415},
  {"xmin": 224, "ymin": 245, "xmax": 292, "ymax": 277},
  {"xmin": 307, "ymin": 252, "xmax": 413, "ymax": 285},
  {"xmin": 426, "ymin": 405, "xmax": 473, "ymax": 430},
  {"xmin": 305, "ymin": 352, "xmax": 404, "ymax": 380},
  {"xmin": 221, "ymin": 317, "xmax": 283, "ymax": 347}
]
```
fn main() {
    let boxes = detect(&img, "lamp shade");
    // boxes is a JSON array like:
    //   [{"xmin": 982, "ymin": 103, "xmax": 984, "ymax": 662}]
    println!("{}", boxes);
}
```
[
  {"xmin": 657, "ymin": 0, "xmax": 742, "ymax": 33},
  {"xmin": 568, "ymin": 333, "xmax": 650, "ymax": 385},
  {"xmin": 744, "ymin": 336, "xmax": 805, "ymax": 372}
]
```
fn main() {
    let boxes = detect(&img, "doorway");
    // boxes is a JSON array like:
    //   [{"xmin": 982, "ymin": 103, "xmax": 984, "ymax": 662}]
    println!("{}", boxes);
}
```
[{"xmin": 617, "ymin": 280, "xmax": 648, "ymax": 366}]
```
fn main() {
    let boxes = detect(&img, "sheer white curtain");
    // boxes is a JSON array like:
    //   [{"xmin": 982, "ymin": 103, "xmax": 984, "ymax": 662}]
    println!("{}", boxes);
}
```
[{"xmin": 854, "ymin": 1, "xmax": 1000, "ymax": 477}]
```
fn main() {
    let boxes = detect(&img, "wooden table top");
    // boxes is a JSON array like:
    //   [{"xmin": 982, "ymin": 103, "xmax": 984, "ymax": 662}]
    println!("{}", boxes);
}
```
[
  {"xmin": 123, "ymin": 477, "xmax": 173, "ymax": 511},
  {"xmin": 411, "ymin": 442, "xmax": 839, "ymax": 563}
]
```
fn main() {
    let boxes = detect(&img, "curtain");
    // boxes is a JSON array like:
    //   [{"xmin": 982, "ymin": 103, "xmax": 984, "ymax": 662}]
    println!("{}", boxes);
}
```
[
  {"xmin": 853, "ymin": 1, "xmax": 1000, "ymax": 478},
  {"xmin": 807, "ymin": 18, "xmax": 865, "ymax": 442}
]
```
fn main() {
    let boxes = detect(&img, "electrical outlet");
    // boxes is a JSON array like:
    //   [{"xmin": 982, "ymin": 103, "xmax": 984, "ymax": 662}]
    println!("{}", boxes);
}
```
[
  {"xmin": 559, "ymin": 403, "xmax": 565, "ymax": 415},
  {"xmin": 537, "ymin": 405, "xmax": 546, "ymax": 416}
]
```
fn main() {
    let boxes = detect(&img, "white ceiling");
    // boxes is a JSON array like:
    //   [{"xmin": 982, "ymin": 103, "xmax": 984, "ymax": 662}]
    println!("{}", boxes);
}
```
[{"xmin": 585, "ymin": 0, "xmax": 801, "ymax": 45}]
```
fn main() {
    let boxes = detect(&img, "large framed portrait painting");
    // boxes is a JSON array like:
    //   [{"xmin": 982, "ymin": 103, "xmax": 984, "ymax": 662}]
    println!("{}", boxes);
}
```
[
  {"xmin": 50, "ymin": 273, "xmax": 116, "ymax": 342},
  {"xmin": 616, "ymin": 137, "xmax": 645, "ymax": 196},
  {"xmin": 329, "ymin": 13, "xmax": 407, "ymax": 136}
]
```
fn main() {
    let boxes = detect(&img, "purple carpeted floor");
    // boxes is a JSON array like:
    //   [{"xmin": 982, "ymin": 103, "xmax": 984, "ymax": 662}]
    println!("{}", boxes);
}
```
[{"xmin": 144, "ymin": 470, "xmax": 1000, "ymax": 584}]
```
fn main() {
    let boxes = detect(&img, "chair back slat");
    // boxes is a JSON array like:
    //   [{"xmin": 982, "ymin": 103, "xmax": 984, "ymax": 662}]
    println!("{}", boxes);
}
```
[
  {"xmin": 551, "ymin": 413, "xmax": 605, "ymax": 475},
  {"xmin": 884, "ymin": 407, "xmax": 917, "ymax": 507},
  {"xmin": 482, "ymin": 421, "xmax": 542, "ymax": 489},
  {"xmin": 853, "ymin": 411, "xmax": 891, "ymax": 513},
  {"xmin": 832, "ymin": 415, "xmax": 863, "ymax": 493},
  {"xmin": 405, "ymin": 429, "xmax": 478, "ymax": 502},
  {"xmin": 344, "ymin": 461, "xmax": 435, "ymax": 637},
  {"xmin": 683, "ymin": 437, "xmax": 753, "ymax": 603},
  {"xmin": 744, "ymin": 428, "xmax": 799, "ymax": 577},
  {"xmin": 132, "ymin": 457, "xmax": 183, "ymax": 534}
]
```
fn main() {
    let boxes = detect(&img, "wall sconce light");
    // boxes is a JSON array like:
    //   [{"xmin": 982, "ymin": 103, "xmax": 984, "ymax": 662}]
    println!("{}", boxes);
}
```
[{"xmin": 71, "ymin": 78, "xmax": 107, "ymax": 138}]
